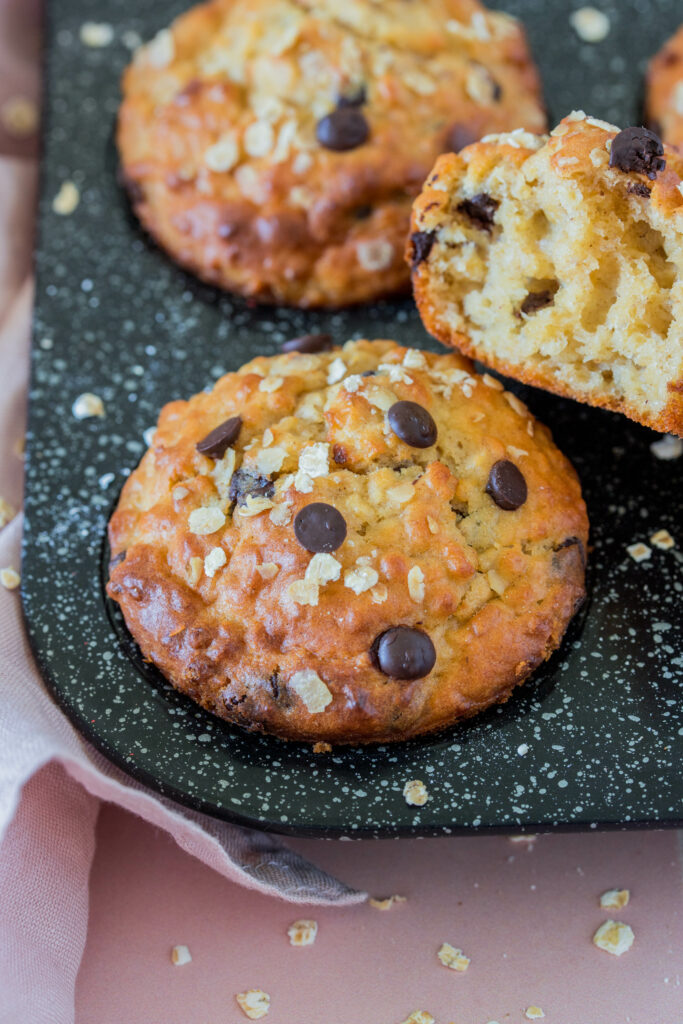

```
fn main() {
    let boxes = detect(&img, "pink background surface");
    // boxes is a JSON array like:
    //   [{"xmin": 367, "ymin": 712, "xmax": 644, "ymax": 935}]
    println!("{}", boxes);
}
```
[
  {"xmin": 1, "ymin": 2, "xmax": 682, "ymax": 1020},
  {"xmin": 76, "ymin": 806, "xmax": 683, "ymax": 1023}
]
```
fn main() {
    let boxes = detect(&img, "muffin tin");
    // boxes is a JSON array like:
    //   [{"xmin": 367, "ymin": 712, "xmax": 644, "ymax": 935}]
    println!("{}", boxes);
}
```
[{"xmin": 23, "ymin": 0, "xmax": 683, "ymax": 836}]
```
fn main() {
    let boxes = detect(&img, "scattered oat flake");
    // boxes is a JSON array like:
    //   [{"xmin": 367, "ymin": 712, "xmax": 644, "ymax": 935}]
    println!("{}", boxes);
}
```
[
  {"xmin": 269, "ymin": 501, "xmax": 292, "ymax": 526},
  {"xmin": 650, "ymin": 529, "xmax": 674, "ymax": 550},
  {"xmin": 235, "ymin": 989, "xmax": 270, "ymax": 1020},
  {"xmin": 287, "ymin": 919, "xmax": 318, "ymax": 946},
  {"xmin": 400, "ymin": 1012, "xmax": 434, "ymax": 1024},
  {"xmin": 427, "ymin": 516, "xmax": 439, "ymax": 534},
  {"xmin": 259, "ymin": 376, "xmax": 283, "ymax": 393},
  {"xmin": 187, "ymin": 556, "xmax": 203, "ymax": 586},
  {"xmin": 80, "ymin": 21, "xmax": 114, "ymax": 46},
  {"xmin": 289, "ymin": 669, "xmax": 332, "ymax": 713},
  {"xmin": 403, "ymin": 779, "xmax": 429, "ymax": 806},
  {"xmin": 600, "ymin": 888, "xmax": 630, "ymax": 910},
  {"xmin": 298, "ymin": 442, "xmax": 329, "ymax": 479},
  {"xmin": 507, "ymin": 446, "xmax": 528, "ymax": 459},
  {"xmin": 189, "ymin": 506, "xmax": 226, "ymax": 535},
  {"xmin": 357, "ymin": 239, "xmax": 394, "ymax": 271},
  {"xmin": 379, "ymin": 363, "xmax": 413, "ymax": 385},
  {"xmin": 408, "ymin": 565, "xmax": 425, "ymax": 602},
  {"xmin": 0, "ymin": 497, "xmax": 16, "ymax": 529},
  {"xmin": 204, "ymin": 546, "xmax": 227, "ymax": 578},
  {"xmin": 403, "ymin": 349, "xmax": 427, "ymax": 369},
  {"xmin": 570, "ymin": 6, "xmax": 610, "ymax": 43},
  {"xmin": 342, "ymin": 374, "xmax": 363, "ymax": 393},
  {"xmin": 437, "ymin": 942, "xmax": 470, "ymax": 972},
  {"xmin": 487, "ymin": 568, "xmax": 508, "ymax": 596},
  {"xmin": 53, "ymin": 181, "xmax": 80, "ymax": 215},
  {"xmin": 0, "ymin": 567, "xmax": 20, "ymax": 590},
  {"xmin": 327, "ymin": 357, "xmax": 347, "ymax": 385},
  {"xmin": 650, "ymin": 434, "xmax": 682, "ymax": 460},
  {"xmin": 256, "ymin": 562, "xmax": 279, "ymax": 580},
  {"xmin": 312, "ymin": 740, "xmax": 332, "ymax": 754},
  {"xmin": 305, "ymin": 552, "xmax": 341, "ymax": 586},
  {"xmin": 626, "ymin": 542, "xmax": 651, "ymax": 563},
  {"xmin": 344, "ymin": 565, "xmax": 379, "ymax": 595},
  {"xmin": 370, "ymin": 583, "xmax": 388, "ymax": 604},
  {"xmin": 593, "ymin": 920, "xmax": 634, "ymax": 956},
  {"xmin": 1, "ymin": 95, "xmax": 38, "ymax": 137},
  {"xmin": 369, "ymin": 894, "xmax": 407, "ymax": 910},
  {"xmin": 205, "ymin": 135, "xmax": 239, "ymax": 172},
  {"xmin": 238, "ymin": 495, "xmax": 274, "ymax": 517},
  {"xmin": 255, "ymin": 446, "xmax": 286, "ymax": 475},
  {"xmin": 504, "ymin": 392, "xmax": 528, "ymax": 417},
  {"xmin": 72, "ymin": 392, "xmax": 104, "ymax": 419},
  {"xmin": 288, "ymin": 579, "xmax": 319, "ymax": 606},
  {"xmin": 387, "ymin": 482, "xmax": 415, "ymax": 505},
  {"xmin": 170, "ymin": 944, "xmax": 192, "ymax": 966},
  {"xmin": 525, "ymin": 1007, "xmax": 545, "ymax": 1020}
]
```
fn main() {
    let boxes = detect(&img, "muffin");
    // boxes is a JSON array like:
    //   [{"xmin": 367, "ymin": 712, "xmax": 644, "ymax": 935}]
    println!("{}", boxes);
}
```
[
  {"xmin": 117, "ymin": 0, "xmax": 547, "ymax": 308},
  {"xmin": 409, "ymin": 113, "xmax": 683, "ymax": 436},
  {"xmin": 646, "ymin": 25, "xmax": 683, "ymax": 150},
  {"xmin": 107, "ymin": 338, "xmax": 588, "ymax": 745}
]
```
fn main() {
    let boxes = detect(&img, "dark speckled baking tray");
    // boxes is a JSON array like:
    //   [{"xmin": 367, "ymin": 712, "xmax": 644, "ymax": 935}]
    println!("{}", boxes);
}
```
[{"xmin": 23, "ymin": 0, "xmax": 683, "ymax": 837}]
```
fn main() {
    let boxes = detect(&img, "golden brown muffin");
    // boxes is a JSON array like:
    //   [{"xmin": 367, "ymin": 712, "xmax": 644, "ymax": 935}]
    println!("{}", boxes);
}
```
[
  {"xmin": 117, "ymin": 0, "xmax": 546, "ymax": 308},
  {"xmin": 409, "ymin": 113, "xmax": 683, "ymax": 436},
  {"xmin": 107, "ymin": 338, "xmax": 588, "ymax": 746},
  {"xmin": 646, "ymin": 26, "xmax": 683, "ymax": 150}
]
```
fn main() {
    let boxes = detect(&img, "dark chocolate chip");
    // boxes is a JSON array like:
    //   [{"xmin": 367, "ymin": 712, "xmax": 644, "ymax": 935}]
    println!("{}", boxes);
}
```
[
  {"xmin": 485, "ymin": 460, "xmax": 528, "ymax": 511},
  {"xmin": 446, "ymin": 122, "xmax": 479, "ymax": 152},
  {"xmin": 196, "ymin": 416, "xmax": 242, "ymax": 460},
  {"xmin": 409, "ymin": 230, "xmax": 437, "ymax": 269},
  {"xmin": 294, "ymin": 502, "xmax": 347, "ymax": 553},
  {"xmin": 354, "ymin": 204, "xmax": 373, "ymax": 220},
  {"xmin": 554, "ymin": 535, "xmax": 587, "ymax": 568},
  {"xmin": 228, "ymin": 468, "xmax": 274, "ymax": 506},
  {"xmin": 337, "ymin": 84, "xmax": 367, "ymax": 107},
  {"xmin": 316, "ymin": 106, "xmax": 370, "ymax": 152},
  {"xmin": 361, "ymin": 370, "xmax": 377, "ymax": 377},
  {"xmin": 388, "ymin": 401, "xmax": 437, "ymax": 449},
  {"xmin": 332, "ymin": 444, "xmax": 348, "ymax": 465},
  {"xmin": 108, "ymin": 550, "xmax": 126, "ymax": 574},
  {"xmin": 609, "ymin": 126, "xmax": 665, "ymax": 180},
  {"xmin": 371, "ymin": 626, "xmax": 436, "ymax": 680},
  {"xmin": 281, "ymin": 333, "xmax": 334, "ymax": 354},
  {"xmin": 457, "ymin": 193, "xmax": 499, "ymax": 232},
  {"xmin": 520, "ymin": 290, "xmax": 554, "ymax": 315},
  {"xmin": 626, "ymin": 181, "xmax": 652, "ymax": 198}
]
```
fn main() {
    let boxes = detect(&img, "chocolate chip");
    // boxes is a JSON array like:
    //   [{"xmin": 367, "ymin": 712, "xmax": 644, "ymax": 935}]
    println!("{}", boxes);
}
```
[
  {"xmin": 196, "ymin": 416, "xmax": 242, "ymax": 460},
  {"xmin": 446, "ymin": 123, "xmax": 479, "ymax": 152},
  {"xmin": 626, "ymin": 181, "xmax": 652, "ymax": 198},
  {"xmin": 316, "ymin": 106, "xmax": 370, "ymax": 152},
  {"xmin": 485, "ymin": 460, "xmax": 528, "ymax": 511},
  {"xmin": 457, "ymin": 193, "xmax": 499, "ymax": 232},
  {"xmin": 108, "ymin": 550, "xmax": 126, "ymax": 573},
  {"xmin": 281, "ymin": 333, "xmax": 334, "ymax": 354},
  {"xmin": 294, "ymin": 503, "xmax": 347, "ymax": 553},
  {"xmin": 520, "ymin": 290, "xmax": 554, "ymax": 315},
  {"xmin": 337, "ymin": 84, "xmax": 367, "ymax": 107},
  {"xmin": 409, "ymin": 230, "xmax": 437, "ymax": 268},
  {"xmin": 388, "ymin": 401, "xmax": 437, "ymax": 449},
  {"xmin": 554, "ymin": 535, "xmax": 587, "ymax": 568},
  {"xmin": 228, "ymin": 468, "xmax": 274, "ymax": 506},
  {"xmin": 354, "ymin": 204, "xmax": 373, "ymax": 220},
  {"xmin": 361, "ymin": 370, "xmax": 377, "ymax": 377},
  {"xmin": 609, "ymin": 126, "xmax": 666, "ymax": 180},
  {"xmin": 332, "ymin": 444, "xmax": 348, "ymax": 465},
  {"xmin": 371, "ymin": 626, "xmax": 436, "ymax": 680}
]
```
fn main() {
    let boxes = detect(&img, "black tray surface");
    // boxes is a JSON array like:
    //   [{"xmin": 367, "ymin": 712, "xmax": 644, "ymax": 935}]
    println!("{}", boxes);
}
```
[{"xmin": 23, "ymin": 0, "xmax": 683, "ymax": 837}]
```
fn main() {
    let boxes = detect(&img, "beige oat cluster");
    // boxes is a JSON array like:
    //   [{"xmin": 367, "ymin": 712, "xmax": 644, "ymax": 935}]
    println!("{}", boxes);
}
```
[
  {"xmin": 437, "ymin": 942, "xmax": 470, "ymax": 971},
  {"xmin": 287, "ymin": 919, "xmax": 318, "ymax": 946},
  {"xmin": 592, "ymin": 919, "xmax": 635, "ymax": 957},
  {"xmin": 117, "ymin": 0, "xmax": 545, "ymax": 307},
  {"xmin": 235, "ymin": 989, "xmax": 271, "ymax": 1020},
  {"xmin": 403, "ymin": 780, "xmax": 430, "ymax": 807}
]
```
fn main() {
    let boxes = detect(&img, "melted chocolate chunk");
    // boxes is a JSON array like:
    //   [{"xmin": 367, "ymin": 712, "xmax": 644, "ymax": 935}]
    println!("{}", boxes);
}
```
[
  {"xmin": 609, "ymin": 126, "xmax": 665, "ymax": 180},
  {"xmin": 446, "ymin": 122, "xmax": 479, "ymax": 153},
  {"xmin": 457, "ymin": 193, "xmax": 499, "ymax": 232},
  {"xmin": 485, "ymin": 460, "xmax": 528, "ymax": 511},
  {"xmin": 228, "ymin": 468, "xmax": 274, "ymax": 506},
  {"xmin": 388, "ymin": 401, "xmax": 437, "ymax": 449},
  {"xmin": 626, "ymin": 181, "xmax": 652, "ymax": 198},
  {"xmin": 294, "ymin": 503, "xmax": 347, "ymax": 553},
  {"xmin": 196, "ymin": 415, "xmax": 242, "ymax": 460},
  {"xmin": 316, "ymin": 106, "xmax": 370, "ymax": 151},
  {"xmin": 371, "ymin": 626, "xmax": 436, "ymax": 680},
  {"xmin": 337, "ymin": 84, "xmax": 367, "ymax": 107},
  {"xmin": 520, "ymin": 290, "xmax": 554, "ymax": 316},
  {"xmin": 554, "ymin": 535, "xmax": 587, "ymax": 568},
  {"xmin": 281, "ymin": 333, "xmax": 334, "ymax": 354},
  {"xmin": 409, "ymin": 230, "xmax": 437, "ymax": 268}
]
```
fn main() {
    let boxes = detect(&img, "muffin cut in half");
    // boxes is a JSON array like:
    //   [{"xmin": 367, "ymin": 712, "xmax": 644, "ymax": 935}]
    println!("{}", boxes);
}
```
[
  {"xmin": 107, "ymin": 338, "xmax": 588, "ymax": 746},
  {"xmin": 117, "ymin": 0, "xmax": 546, "ymax": 308},
  {"xmin": 409, "ymin": 114, "xmax": 683, "ymax": 435}
]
